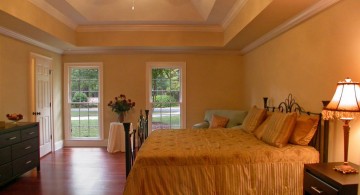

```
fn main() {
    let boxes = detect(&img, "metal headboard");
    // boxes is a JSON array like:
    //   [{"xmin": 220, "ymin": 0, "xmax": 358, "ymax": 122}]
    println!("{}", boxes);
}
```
[{"xmin": 263, "ymin": 94, "xmax": 329, "ymax": 163}]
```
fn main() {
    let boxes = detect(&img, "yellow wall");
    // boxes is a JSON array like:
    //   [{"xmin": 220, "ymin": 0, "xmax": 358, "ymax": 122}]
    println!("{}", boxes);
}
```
[
  {"xmin": 0, "ymin": 33, "xmax": 244, "ymax": 143},
  {"xmin": 62, "ymin": 53, "xmax": 244, "ymax": 138},
  {"xmin": 0, "ymin": 34, "xmax": 63, "ymax": 142},
  {"xmin": 243, "ymin": 0, "xmax": 360, "ymax": 164}
]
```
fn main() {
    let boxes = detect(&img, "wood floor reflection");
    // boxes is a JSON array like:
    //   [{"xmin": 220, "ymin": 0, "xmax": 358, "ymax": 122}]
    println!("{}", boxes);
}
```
[{"xmin": 0, "ymin": 147, "xmax": 126, "ymax": 195}]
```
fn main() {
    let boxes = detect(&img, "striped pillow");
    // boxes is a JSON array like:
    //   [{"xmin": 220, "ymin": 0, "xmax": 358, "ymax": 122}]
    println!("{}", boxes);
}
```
[
  {"xmin": 241, "ymin": 106, "xmax": 266, "ymax": 133},
  {"xmin": 261, "ymin": 112, "xmax": 297, "ymax": 148},
  {"xmin": 253, "ymin": 114, "xmax": 271, "ymax": 139}
]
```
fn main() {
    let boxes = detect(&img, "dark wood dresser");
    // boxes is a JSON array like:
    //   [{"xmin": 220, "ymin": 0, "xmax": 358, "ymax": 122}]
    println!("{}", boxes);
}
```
[
  {"xmin": 304, "ymin": 162, "xmax": 359, "ymax": 195},
  {"xmin": 0, "ymin": 122, "xmax": 40, "ymax": 186}
]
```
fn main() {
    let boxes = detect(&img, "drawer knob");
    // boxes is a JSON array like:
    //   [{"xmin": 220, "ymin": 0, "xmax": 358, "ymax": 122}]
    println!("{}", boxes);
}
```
[
  {"xmin": 311, "ymin": 186, "xmax": 323, "ymax": 194},
  {"xmin": 8, "ymin": 136, "xmax": 17, "ymax": 140},
  {"xmin": 25, "ymin": 146, "xmax": 32, "ymax": 150},
  {"xmin": 25, "ymin": 160, "xmax": 32, "ymax": 165},
  {"xmin": 28, "ymin": 132, "xmax": 35, "ymax": 135}
]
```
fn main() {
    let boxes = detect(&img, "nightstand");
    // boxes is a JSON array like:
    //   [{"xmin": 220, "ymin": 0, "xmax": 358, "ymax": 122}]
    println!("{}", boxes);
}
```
[{"xmin": 304, "ymin": 162, "xmax": 359, "ymax": 195}]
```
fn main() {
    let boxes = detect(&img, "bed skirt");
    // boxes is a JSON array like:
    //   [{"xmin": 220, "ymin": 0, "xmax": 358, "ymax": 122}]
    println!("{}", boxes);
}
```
[{"xmin": 124, "ymin": 160, "xmax": 316, "ymax": 195}]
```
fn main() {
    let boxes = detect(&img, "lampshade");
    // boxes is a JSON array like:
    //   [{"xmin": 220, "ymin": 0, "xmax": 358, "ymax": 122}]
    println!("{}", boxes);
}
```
[
  {"xmin": 322, "ymin": 77, "xmax": 360, "ymax": 174},
  {"xmin": 322, "ymin": 78, "xmax": 360, "ymax": 120}
]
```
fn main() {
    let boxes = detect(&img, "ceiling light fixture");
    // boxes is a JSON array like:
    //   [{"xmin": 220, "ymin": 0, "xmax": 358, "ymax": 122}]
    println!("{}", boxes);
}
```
[{"xmin": 132, "ymin": 0, "xmax": 135, "ymax": 10}]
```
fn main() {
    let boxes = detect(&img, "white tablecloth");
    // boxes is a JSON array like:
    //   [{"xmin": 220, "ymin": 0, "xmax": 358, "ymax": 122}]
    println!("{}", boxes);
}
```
[{"xmin": 107, "ymin": 122, "xmax": 133, "ymax": 153}]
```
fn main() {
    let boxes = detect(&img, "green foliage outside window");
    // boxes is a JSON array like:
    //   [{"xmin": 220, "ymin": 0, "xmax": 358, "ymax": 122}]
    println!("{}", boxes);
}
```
[
  {"xmin": 153, "ymin": 95, "xmax": 177, "ymax": 108},
  {"xmin": 152, "ymin": 68, "xmax": 180, "ymax": 106},
  {"xmin": 72, "ymin": 92, "xmax": 88, "ymax": 102}
]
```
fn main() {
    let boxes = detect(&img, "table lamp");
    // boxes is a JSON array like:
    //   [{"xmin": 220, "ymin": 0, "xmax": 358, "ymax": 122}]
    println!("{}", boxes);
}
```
[{"xmin": 322, "ymin": 78, "xmax": 360, "ymax": 174}]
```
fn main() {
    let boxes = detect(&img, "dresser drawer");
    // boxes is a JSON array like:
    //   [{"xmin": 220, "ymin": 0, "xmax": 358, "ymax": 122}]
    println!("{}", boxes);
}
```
[
  {"xmin": 21, "ymin": 126, "xmax": 38, "ymax": 141},
  {"xmin": 12, "ymin": 138, "xmax": 39, "ymax": 160},
  {"xmin": 0, "ymin": 131, "xmax": 21, "ymax": 147},
  {"xmin": 0, "ymin": 147, "xmax": 11, "ymax": 165},
  {"xmin": 0, "ymin": 163, "xmax": 12, "ymax": 184},
  {"xmin": 304, "ymin": 171, "xmax": 338, "ymax": 195},
  {"xmin": 12, "ymin": 151, "xmax": 39, "ymax": 176}
]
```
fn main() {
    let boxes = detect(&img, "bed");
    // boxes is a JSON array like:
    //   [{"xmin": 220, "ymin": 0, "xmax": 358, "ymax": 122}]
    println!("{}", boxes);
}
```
[{"xmin": 122, "ymin": 94, "xmax": 329, "ymax": 195}]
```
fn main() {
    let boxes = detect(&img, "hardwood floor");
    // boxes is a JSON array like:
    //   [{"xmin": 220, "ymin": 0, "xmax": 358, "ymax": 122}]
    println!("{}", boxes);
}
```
[{"xmin": 0, "ymin": 147, "xmax": 126, "ymax": 195}]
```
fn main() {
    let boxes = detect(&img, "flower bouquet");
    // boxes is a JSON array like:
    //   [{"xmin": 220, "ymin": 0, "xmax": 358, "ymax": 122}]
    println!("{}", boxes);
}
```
[{"xmin": 108, "ymin": 94, "xmax": 135, "ymax": 122}]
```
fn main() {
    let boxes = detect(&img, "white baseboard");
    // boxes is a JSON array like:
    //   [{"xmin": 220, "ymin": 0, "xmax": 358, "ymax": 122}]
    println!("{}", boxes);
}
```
[
  {"xmin": 53, "ymin": 139, "xmax": 108, "ymax": 151},
  {"xmin": 63, "ymin": 139, "xmax": 108, "ymax": 147},
  {"xmin": 54, "ymin": 140, "xmax": 64, "ymax": 151}
]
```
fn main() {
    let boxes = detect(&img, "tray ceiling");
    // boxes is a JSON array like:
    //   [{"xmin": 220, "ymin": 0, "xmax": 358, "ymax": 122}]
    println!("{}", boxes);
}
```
[
  {"xmin": 30, "ymin": 0, "xmax": 243, "ymax": 29},
  {"xmin": 0, "ymin": 0, "xmax": 340, "ymax": 54}
]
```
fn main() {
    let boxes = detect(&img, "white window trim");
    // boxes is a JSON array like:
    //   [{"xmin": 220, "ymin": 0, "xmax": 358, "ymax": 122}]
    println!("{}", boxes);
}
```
[
  {"xmin": 63, "ymin": 62, "xmax": 104, "ymax": 146},
  {"xmin": 146, "ymin": 62, "xmax": 187, "ymax": 132}
]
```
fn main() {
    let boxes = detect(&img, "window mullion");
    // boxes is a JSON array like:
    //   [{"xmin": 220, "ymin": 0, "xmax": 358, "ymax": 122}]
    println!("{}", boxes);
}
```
[{"xmin": 66, "ymin": 64, "xmax": 102, "ymax": 140}]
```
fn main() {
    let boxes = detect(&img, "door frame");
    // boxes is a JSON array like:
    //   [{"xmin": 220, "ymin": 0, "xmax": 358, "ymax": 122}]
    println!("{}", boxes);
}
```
[{"xmin": 30, "ymin": 52, "xmax": 55, "ymax": 154}]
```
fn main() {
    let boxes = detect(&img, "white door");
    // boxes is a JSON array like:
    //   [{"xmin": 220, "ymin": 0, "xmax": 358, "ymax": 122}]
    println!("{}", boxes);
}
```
[{"xmin": 31, "ymin": 53, "xmax": 53, "ymax": 157}]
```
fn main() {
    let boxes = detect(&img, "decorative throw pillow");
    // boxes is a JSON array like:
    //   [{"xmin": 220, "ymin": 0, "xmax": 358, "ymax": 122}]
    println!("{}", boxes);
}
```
[
  {"xmin": 289, "ymin": 115, "xmax": 319, "ymax": 145},
  {"xmin": 241, "ymin": 106, "xmax": 267, "ymax": 133},
  {"xmin": 253, "ymin": 114, "xmax": 271, "ymax": 139},
  {"xmin": 253, "ymin": 110, "xmax": 279, "ymax": 138},
  {"xmin": 261, "ymin": 112, "xmax": 297, "ymax": 148},
  {"xmin": 209, "ymin": 114, "xmax": 229, "ymax": 128}
]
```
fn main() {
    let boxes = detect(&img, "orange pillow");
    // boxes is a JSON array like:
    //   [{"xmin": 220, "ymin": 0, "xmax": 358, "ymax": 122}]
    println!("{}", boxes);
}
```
[
  {"xmin": 209, "ymin": 114, "xmax": 229, "ymax": 128},
  {"xmin": 289, "ymin": 115, "xmax": 319, "ymax": 145}
]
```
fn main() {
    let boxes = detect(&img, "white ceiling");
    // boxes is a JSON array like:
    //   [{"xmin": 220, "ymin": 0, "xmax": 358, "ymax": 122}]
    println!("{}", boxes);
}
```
[{"xmin": 29, "ymin": 0, "xmax": 244, "ymax": 30}]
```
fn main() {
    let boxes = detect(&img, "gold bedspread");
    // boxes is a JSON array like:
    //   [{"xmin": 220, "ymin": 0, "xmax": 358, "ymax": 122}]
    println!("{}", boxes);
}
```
[{"xmin": 123, "ymin": 128, "xmax": 319, "ymax": 195}]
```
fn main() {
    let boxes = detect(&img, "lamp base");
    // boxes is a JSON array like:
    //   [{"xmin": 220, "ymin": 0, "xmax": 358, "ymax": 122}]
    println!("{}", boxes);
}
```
[{"xmin": 334, "ymin": 164, "xmax": 359, "ymax": 174}]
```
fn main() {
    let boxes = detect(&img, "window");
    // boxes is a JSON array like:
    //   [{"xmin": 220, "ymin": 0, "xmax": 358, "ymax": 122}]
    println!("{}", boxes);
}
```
[
  {"xmin": 64, "ymin": 63, "xmax": 103, "ymax": 142},
  {"xmin": 146, "ymin": 62, "xmax": 186, "ymax": 131}
]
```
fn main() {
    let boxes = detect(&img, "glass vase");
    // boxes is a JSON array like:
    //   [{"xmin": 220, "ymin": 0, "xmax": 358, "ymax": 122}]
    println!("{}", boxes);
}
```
[{"xmin": 118, "ymin": 112, "xmax": 125, "ymax": 123}]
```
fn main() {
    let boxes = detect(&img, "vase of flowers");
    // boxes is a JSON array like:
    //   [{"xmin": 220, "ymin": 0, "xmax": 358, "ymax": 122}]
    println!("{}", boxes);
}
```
[{"xmin": 108, "ymin": 94, "xmax": 135, "ymax": 122}]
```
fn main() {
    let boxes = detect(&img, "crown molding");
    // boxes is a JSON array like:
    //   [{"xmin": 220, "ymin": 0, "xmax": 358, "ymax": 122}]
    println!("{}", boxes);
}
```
[
  {"xmin": 221, "ymin": 0, "xmax": 248, "ymax": 29},
  {"xmin": 28, "ymin": 0, "xmax": 77, "ymax": 29},
  {"xmin": 0, "ymin": 27, "xmax": 64, "ymax": 54},
  {"xmin": 63, "ymin": 47, "xmax": 242, "ymax": 55},
  {"xmin": 76, "ymin": 24, "xmax": 224, "ymax": 32},
  {"xmin": 240, "ymin": 0, "xmax": 340, "ymax": 54}
]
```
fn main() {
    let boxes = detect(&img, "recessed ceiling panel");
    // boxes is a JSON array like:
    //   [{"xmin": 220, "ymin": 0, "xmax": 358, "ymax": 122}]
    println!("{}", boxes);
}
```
[
  {"xmin": 64, "ymin": 0, "xmax": 204, "ymax": 24},
  {"xmin": 191, "ymin": 0, "xmax": 216, "ymax": 20}
]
